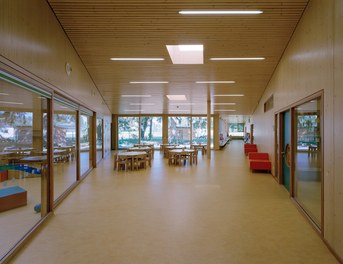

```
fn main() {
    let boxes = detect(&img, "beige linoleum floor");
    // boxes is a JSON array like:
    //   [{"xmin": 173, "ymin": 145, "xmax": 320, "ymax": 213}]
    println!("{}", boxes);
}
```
[{"xmin": 11, "ymin": 141, "xmax": 338, "ymax": 264}]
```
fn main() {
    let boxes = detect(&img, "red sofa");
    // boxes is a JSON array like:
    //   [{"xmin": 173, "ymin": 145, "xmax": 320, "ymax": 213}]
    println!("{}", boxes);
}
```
[
  {"xmin": 248, "ymin": 152, "xmax": 272, "ymax": 172},
  {"xmin": 244, "ymin": 144, "xmax": 258, "ymax": 155}
]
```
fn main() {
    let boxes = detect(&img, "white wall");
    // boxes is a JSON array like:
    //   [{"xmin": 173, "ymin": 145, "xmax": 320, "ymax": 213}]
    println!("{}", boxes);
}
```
[{"xmin": 252, "ymin": 0, "xmax": 342, "ymax": 260}]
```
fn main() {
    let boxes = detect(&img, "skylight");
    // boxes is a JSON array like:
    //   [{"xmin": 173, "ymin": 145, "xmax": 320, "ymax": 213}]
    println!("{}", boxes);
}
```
[{"xmin": 166, "ymin": 45, "xmax": 203, "ymax": 64}]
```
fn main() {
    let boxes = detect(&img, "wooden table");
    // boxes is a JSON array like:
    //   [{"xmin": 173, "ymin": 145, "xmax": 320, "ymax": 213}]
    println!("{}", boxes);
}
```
[
  {"xmin": 164, "ymin": 145, "xmax": 184, "ymax": 158},
  {"xmin": 114, "ymin": 151, "xmax": 147, "ymax": 170},
  {"xmin": 192, "ymin": 144, "xmax": 207, "ymax": 155},
  {"xmin": 128, "ymin": 147, "xmax": 154, "ymax": 159},
  {"xmin": 3, "ymin": 148, "xmax": 35, "ymax": 155},
  {"xmin": 168, "ymin": 149, "xmax": 195, "ymax": 166}
]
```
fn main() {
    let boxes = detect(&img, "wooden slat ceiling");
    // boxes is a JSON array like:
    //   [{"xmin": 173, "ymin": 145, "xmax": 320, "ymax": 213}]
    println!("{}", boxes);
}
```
[{"xmin": 47, "ymin": 0, "xmax": 309, "ymax": 115}]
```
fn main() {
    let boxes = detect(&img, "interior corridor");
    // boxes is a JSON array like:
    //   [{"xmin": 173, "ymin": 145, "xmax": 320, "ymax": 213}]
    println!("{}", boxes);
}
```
[{"xmin": 12, "ymin": 140, "xmax": 338, "ymax": 264}]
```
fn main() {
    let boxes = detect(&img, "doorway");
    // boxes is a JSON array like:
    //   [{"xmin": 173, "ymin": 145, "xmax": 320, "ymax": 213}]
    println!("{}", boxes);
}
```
[
  {"xmin": 276, "ymin": 93, "xmax": 323, "ymax": 230},
  {"xmin": 293, "ymin": 97, "xmax": 322, "ymax": 228},
  {"xmin": 281, "ymin": 110, "xmax": 291, "ymax": 192}
]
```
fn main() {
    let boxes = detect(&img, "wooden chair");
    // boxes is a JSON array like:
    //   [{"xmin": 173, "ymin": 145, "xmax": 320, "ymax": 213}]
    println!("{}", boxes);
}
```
[
  {"xmin": 136, "ymin": 154, "xmax": 147, "ymax": 169},
  {"xmin": 168, "ymin": 152, "xmax": 178, "ymax": 165},
  {"xmin": 145, "ymin": 152, "xmax": 152, "ymax": 167},
  {"xmin": 179, "ymin": 151, "xmax": 190, "ymax": 166},
  {"xmin": 116, "ymin": 155, "xmax": 128, "ymax": 171},
  {"xmin": 192, "ymin": 150, "xmax": 198, "ymax": 165}
]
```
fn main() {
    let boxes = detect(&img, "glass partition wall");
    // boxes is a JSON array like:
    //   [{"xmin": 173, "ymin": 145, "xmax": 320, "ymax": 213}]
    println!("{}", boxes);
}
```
[
  {"xmin": 96, "ymin": 118, "xmax": 103, "ymax": 163},
  {"xmin": 0, "ymin": 71, "xmax": 103, "ymax": 262},
  {"xmin": 53, "ymin": 100, "xmax": 77, "ymax": 200},
  {"xmin": 0, "ymin": 78, "xmax": 49, "ymax": 260},
  {"xmin": 80, "ymin": 113, "xmax": 93, "ymax": 175}
]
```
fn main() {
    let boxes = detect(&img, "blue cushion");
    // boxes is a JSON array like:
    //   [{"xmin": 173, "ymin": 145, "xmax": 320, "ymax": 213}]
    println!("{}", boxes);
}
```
[{"xmin": 0, "ymin": 186, "xmax": 26, "ymax": 198}]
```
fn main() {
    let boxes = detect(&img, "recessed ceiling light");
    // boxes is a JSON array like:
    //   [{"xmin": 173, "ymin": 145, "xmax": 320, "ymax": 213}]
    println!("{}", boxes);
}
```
[
  {"xmin": 214, "ymin": 109, "xmax": 236, "ymax": 112},
  {"xmin": 0, "ymin": 101, "xmax": 24, "ymax": 105},
  {"xmin": 214, "ymin": 94, "xmax": 244, "ymax": 97},
  {"xmin": 0, "ymin": 93, "xmax": 9, "ymax": 95},
  {"xmin": 166, "ymin": 95, "xmax": 187, "ymax": 101},
  {"xmin": 121, "ymin": 95, "xmax": 152, "ymax": 98},
  {"xmin": 129, "ymin": 81, "xmax": 169, "ymax": 84},
  {"xmin": 110, "ymin": 58, "xmax": 164, "ymax": 61},
  {"xmin": 179, "ymin": 10, "xmax": 263, "ymax": 15},
  {"xmin": 166, "ymin": 45, "xmax": 203, "ymax": 64},
  {"xmin": 170, "ymin": 103, "xmax": 195, "ymax": 106},
  {"xmin": 212, "ymin": 103, "xmax": 236, "ymax": 105},
  {"xmin": 196, "ymin": 81, "xmax": 235, "ymax": 84},
  {"xmin": 129, "ymin": 103, "xmax": 155, "ymax": 106},
  {"xmin": 210, "ymin": 57, "xmax": 265, "ymax": 61}
]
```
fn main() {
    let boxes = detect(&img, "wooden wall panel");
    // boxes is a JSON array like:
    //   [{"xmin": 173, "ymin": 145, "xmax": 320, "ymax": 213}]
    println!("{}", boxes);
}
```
[
  {"xmin": 251, "ymin": 0, "xmax": 342, "ymax": 260},
  {"xmin": 46, "ymin": 0, "xmax": 308, "ymax": 115},
  {"xmin": 0, "ymin": 0, "xmax": 110, "ymax": 116},
  {"xmin": 333, "ymin": 0, "xmax": 343, "ymax": 258}
]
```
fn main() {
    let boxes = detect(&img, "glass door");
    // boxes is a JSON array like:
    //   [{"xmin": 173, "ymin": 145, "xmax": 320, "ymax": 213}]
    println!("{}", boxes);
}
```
[
  {"xmin": 294, "ymin": 97, "xmax": 322, "ymax": 227},
  {"xmin": 282, "ymin": 110, "xmax": 291, "ymax": 192}
]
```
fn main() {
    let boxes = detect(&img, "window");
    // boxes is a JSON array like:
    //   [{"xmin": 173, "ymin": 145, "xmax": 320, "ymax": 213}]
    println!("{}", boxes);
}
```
[
  {"xmin": 140, "ymin": 116, "xmax": 162, "ymax": 148},
  {"xmin": 168, "ymin": 116, "xmax": 191, "ymax": 146},
  {"xmin": 229, "ymin": 123, "xmax": 244, "ymax": 137},
  {"xmin": 118, "ymin": 117, "xmax": 139, "ymax": 148},
  {"xmin": 192, "ymin": 117, "xmax": 208, "ymax": 144}
]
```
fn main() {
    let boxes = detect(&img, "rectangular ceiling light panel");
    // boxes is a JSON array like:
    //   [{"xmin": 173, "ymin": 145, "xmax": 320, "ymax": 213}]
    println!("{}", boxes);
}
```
[
  {"xmin": 179, "ymin": 10, "xmax": 263, "ymax": 15},
  {"xmin": 121, "ymin": 95, "xmax": 152, "ymax": 98},
  {"xmin": 110, "ymin": 58, "xmax": 164, "ymax": 61},
  {"xmin": 129, "ymin": 81, "xmax": 169, "ymax": 84},
  {"xmin": 210, "ymin": 57, "xmax": 265, "ymax": 61},
  {"xmin": 166, "ymin": 45, "xmax": 203, "ymax": 64},
  {"xmin": 214, "ymin": 94, "xmax": 244, "ymax": 97},
  {"xmin": 166, "ymin": 95, "xmax": 187, "ymax": 101},
  {"xmin": 196, "ymin": 81, "xmax": 235, "ymax": 84}
]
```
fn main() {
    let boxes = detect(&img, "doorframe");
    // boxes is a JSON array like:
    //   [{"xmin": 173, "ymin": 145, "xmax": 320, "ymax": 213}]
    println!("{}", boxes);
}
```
[
  {"xmin": 275, "ymin": 90, "xmax": 324, "ymax": 233},
  {"xmin": 278, "ymin": 109, "xmax": 293, "ymax": 194},
  {"xmin": 250, "ymin": 124, "xmax": 254, "ymax": 144},
  {"xmin": 274, "ymin": 113, "xmax": 282, "ymax": 184}
]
